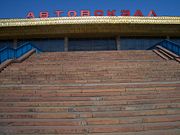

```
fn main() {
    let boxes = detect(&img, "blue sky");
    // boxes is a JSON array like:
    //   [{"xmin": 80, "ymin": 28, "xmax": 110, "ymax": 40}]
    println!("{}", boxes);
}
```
[{"xmin": 0, "ymin": 0, "xmax": 180, "ymax": 18}]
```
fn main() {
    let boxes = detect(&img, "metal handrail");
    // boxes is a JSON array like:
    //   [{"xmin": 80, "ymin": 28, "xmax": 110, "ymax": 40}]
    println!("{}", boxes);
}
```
[
  {"xmin": 155, "ymin": 39, "xmax": 180, "ymax": 56},
  {"xmin": 0, "ymin": 42, "xmax": 41, "ymax": 64},
  {"xmin": 0, "ymin": 46, "xmax": 9, "ymax": 52}
]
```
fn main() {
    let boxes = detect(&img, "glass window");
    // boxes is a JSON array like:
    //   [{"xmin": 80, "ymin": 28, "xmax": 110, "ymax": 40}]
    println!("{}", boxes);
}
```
[
  {"xmin": 17, "ymin": 39, "xmax": 64, "ymax": 52},
  {"xmin": 171, "ymin": 38, "xmax": 180, "ymax": 46},
  {"xmin": 120, "ymin": 37, "xmax": 164, "ymax": 50},
  {"xmin": 0, "ymin": 40, "xmax": 13, "ymax": 49},
  {"xmin": 69, "ymin": 38, "xmax": 117, "ymax": 51}
]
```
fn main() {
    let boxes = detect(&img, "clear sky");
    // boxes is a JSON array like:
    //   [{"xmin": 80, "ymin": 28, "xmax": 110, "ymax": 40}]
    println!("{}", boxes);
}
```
[{"xmin": 0, "ymin": 0, "xmax": 180, "ymax": 18}]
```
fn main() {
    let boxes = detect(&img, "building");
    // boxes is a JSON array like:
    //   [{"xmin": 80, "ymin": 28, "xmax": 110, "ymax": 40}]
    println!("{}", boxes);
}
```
[
  {"xmin": 0, "ymin": 16, "xmax": 180, "ymax": 135},
  {"xmin": 0, "ymin": 16, "xmax": 180, "ymax": 51}
]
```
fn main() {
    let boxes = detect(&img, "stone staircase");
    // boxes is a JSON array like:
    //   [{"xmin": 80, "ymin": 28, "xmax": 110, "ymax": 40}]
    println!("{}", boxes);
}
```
[
  {"xmin": 0, "ymin": 51, "xmax": 180, "ymax": 84},
  {"xmin": 0, "ymin": 50, "xmax": 180, "ymax": 134}
]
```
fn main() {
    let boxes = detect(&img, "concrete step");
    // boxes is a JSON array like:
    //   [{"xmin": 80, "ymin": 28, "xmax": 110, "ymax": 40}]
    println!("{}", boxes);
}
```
[
  {"xmin": 0, "ymin": 122, "xmax": 179, "ymax": 134},
  {"xmin": 0, "ymin": 103, "xmax": 179, "ymax": 113},
  {"xmin": 0, "ymin": 115, "xmax": 179, "ymax": 126},
  {"xmin": 0, "ymin": 50, "xmax": 179, "ymax": 135}
]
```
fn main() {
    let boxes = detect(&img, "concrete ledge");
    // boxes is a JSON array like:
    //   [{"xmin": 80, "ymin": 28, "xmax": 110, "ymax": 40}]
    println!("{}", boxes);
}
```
[
  {"xmin": 0, "ymin": 49, "xmax": 36, "ymax": 72},
  {"xmin": 153, "ymin": 49, "xmax": 169, "ymax": 60},
  {"xmin": 157, "ymin": 45, "xmax": 179, "ymax": 58},
  {"xmin": 14, "ymin": 49, "xmax": 36, "ymax": 63},
  {"xmin": 0, "ymin": 59, "xmax": 14, "ymax": 72}
]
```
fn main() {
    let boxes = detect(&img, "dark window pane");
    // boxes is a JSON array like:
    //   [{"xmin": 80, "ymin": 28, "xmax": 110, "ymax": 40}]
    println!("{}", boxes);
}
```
[
  {"xmin": 171, "ymin": 39, "xmax": 180, "ymax": 46},
  {"xmin": 69, "ymin": 38, "xmax": 116, "ymax": 51},
  {"xmin": 0, "ymin": 40, "xmax": 13, "ymax": 49},
  {"xmin": 18, "ymin": 39, "xmax": 64, "ymax": 52},
  {"xmin": 120, "ymin": 37, "xmax": 164, "ymax": 50}
]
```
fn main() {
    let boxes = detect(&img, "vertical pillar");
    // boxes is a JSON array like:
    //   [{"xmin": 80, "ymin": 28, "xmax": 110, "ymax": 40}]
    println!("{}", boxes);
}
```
[
  {"xmin": 13, "ymin": 39, "xmax": 17, "ymax": 49},
  {"xmin": 116, "ymin": 36, "xmax": 121, "ymax": 50},
  {"xmin": 166, "ymin": 36, "xmax": 170, "ymax": 40},
  {"xmin": 64, "ymin": 37, "xmax": 68, "ymax": 52}
]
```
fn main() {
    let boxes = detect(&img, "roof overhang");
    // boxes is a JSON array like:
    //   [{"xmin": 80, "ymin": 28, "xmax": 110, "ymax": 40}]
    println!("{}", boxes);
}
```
[{"xmin": 0, "ymin": 16, "xmax": 180, "ymax": 39}]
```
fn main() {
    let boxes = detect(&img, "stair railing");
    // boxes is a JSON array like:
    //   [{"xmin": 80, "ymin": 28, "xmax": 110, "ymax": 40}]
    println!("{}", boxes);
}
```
[
  {"xmin": 0, "ymin": 47, "xmax": 15, "ymax": 64},
  {"xmin": 155, "ymin": 40, "xmax": 180, "ymax": 56},
  {"xmin": 0, "ymin": 42, "xmax": 41, "ymax": 64}
]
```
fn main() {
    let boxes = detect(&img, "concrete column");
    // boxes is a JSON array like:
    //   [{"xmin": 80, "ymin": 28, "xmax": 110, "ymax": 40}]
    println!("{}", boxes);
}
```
[
  {"xmin": 13, "ymin": 39, "xmax": 18, "ymax": 49},
  {"xmin": 116, "ymin": 36, "xmax": 121, "ymax": 50},
  {"xmin": 64, "ymin": 37, "xmax": 68, "ymax": 52}
]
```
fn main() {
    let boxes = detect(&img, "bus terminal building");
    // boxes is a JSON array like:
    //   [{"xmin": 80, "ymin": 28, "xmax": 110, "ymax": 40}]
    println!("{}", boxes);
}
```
[
  {"xmin": 0, "ymin": 16, "xmax": 180, "ymax": 135},
  {"xmin": 0, "ymin": 16, "xmax": 180, "ymax": 52}
]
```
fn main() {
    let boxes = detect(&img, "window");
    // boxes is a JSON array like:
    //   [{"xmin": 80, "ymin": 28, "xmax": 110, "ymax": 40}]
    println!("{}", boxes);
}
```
[{"xmin": 69, "ymin": 38, "xmax": 116, "ymax": 51}]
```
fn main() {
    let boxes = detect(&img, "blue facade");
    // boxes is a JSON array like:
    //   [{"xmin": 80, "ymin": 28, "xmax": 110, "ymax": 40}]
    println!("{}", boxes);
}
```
[
  {"xmin": 17, "ymin": 39, "xmax": 64, "ymax": 52},
  {"xmin": 120, "ymin": 38, "xmax": 164, "ymax": 50},
  {"xmin": 69, "ymin": 38, "xmax": 117, "ymax": 51},
  {"xmin": 171, "ymin": 39, "xmax": 180, "ymax": 45},
  {"xmin": 0, "ymin": 40, "xmax": 13, "ymax": 49},
  {"xmin": 1, "ymin": 37, "xmax": 180, "ymax": 52}
]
